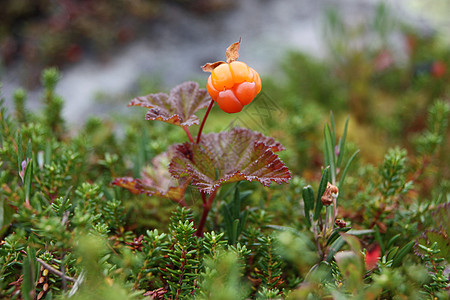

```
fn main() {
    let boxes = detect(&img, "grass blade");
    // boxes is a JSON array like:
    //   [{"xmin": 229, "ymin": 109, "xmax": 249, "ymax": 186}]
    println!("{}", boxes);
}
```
[
  {"xmin": 324, "ymin": 125, "xmax": 336, "ymax": 183},
  {"xmin": 338, "ymin": 149, "xmax": 360, "ymax": 191},
  {"xmin": 392, "ymin": 240, "xmax": 415, "ymax": 267},
  {"xmin": 337, "ymin": 116, "xmax": 349, "ymax": 168}
]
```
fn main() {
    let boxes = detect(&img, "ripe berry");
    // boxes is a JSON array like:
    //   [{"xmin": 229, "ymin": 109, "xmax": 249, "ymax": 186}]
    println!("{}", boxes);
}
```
[{"xmin": 207, "ymin": 61, "xmax": 261, "ymax": 113}]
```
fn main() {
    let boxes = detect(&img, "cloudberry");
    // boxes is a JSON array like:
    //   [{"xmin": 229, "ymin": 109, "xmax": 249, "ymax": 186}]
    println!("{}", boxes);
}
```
[{"xmin": 207, "ymin": 61, "xmax": 262, "ymax": 113}]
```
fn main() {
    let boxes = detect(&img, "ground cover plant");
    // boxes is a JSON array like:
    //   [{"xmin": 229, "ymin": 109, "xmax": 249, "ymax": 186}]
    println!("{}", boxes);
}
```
[{"xmin": 1, "ymin": 19, "xmax": 449, "ymax": 300}]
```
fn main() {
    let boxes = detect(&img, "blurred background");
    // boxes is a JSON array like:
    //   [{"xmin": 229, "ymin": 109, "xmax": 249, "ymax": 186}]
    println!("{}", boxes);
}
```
[{"xmin": 1, "ymin": 0, "xmax": 449, "ymax": 124}]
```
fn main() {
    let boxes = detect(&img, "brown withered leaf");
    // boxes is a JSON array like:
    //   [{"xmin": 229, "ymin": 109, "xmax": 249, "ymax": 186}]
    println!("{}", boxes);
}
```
[
  {"xmin": 201, "ymin": 39, "xmax": 241, "ymax": 72},
  {"xmin": 169, "ymin": 128, "xmax": 291, "ymax": 194},
  {"xmin": 201, "ymin": 61, "xmax": 226, "ymax": 73},
  {"xmin": 129, "ymin": 81, "xmax": 211, "ymax": 127},
  {"xmin": 112, "ymin": 149, "xmax": 189, "ymax": 205},
  {"xmin": 226, "ymin": 39, "xmax": 241, "ymax": 63}
]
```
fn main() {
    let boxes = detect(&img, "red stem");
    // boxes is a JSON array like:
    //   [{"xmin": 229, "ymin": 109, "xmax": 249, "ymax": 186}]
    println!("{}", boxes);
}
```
[
  {"xmin": 182, "ymin": 126, "xmax": 194, "ymax": 143},
  {"xmin": 196, "ymin": 99, "xmax": 214, "ymax": 144},
  {"xmin": 195, "ymin": 188, "xmax": 218, "ymax": 237}
]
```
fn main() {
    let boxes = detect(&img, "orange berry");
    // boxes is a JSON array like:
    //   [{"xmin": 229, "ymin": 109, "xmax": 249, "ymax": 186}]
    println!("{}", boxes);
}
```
[
  {"xmin": 229, "ymin": 61, "xmax": 250, "ymax": 83},
  {"xmin": 206, "ymin": 76, "xmax": 219, "ymax": 101},
  {"xmin": 250, "ymin": 68, "xmax": 262, "ymax": 94},
  {"xmin": 233, "ymin": 81, "xmax": 257, "ymax": 105},
  {"xmin": 211, "ymin": 64, "xmax": 234, "ymax": 90},
  {"xmin": 216, "ymin": 90, "xmax": 243, "ymax": 113},
  {"xmin": 206, "ymin": 61, "xmax": 261, "ymax": 113}
]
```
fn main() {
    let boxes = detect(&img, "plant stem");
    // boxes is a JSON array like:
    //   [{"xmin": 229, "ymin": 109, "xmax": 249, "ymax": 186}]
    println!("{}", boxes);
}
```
[
  {"xmin": 312, "ymin": 221, "xmax": 323, "ymax": 258},
  {"xmin": 332, "ymin": 197, "xmax": 337, "ymax": 226},
  {"xmin": 196, "ymin": 99, "xmax": 214, "ymax": 144},
  {"xmin": 195, "ymin": 188, "xmax": 218, "ymax": 237},
  {"xmin": 36, "ymin": 257, "xmax": 75, "ymax": 282},
  {"xmin": 183, "ymin": 126, "xmax": 194, "ymax": 143}
]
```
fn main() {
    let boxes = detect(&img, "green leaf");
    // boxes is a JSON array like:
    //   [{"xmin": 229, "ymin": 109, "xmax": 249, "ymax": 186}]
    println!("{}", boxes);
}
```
[
  {"xmin": 169, "ymin": 128, "xmax": 291, "ymax": 194},
  {"xmin": 313, "ymin": 166, "xmax": 330, "ymax": 221},
  {"xmin": 222, "ymin": 184, "xmax": 249, "ymax": 245},
  {"xmin": 232, "ymin": 219, "xmax": 240, "ymax": 244},
  {"xmin": 392, "ymin": 240, "xmax": 414, "ymax": 267},
  {"xmin": 341, "ymin": 233, "xmax": 362, "ymax": 253},
  {"xmin": 386, "ymin": 233, "xmax": 401, "ymax": 250},
  {"xmin": 23, "ymin": 158, "xmax": 33, "ymax": 205},
  {"xmin": 22, "ymin": 247, "xmax": 39, "ymax": 300},
  {"xmin": 265, "ymin": 225, "xmax": 316, "ymax": 250},
  {"xmin": 16, "ymin": 131, "xmax": 23, "ymax": 171},
  {"xmin": 26, "ymin": 139, "xmax": 32, "ymax": 160},
  {"xmin": 324, "ymin": 125, "xmax": 336, "ymax": 183},
  {"xmin": 0, "ymin": 198, "xmax": 14, "ymax": 238},
  {"xmin": 330, "ymin": 111, "xmax": 337, "ymax": 145},
  {"xmin": 373, "ymin": 226, "xmax": 385, "ymax": 256},
  {"xmin": 129, "ymin": 81, "xmax": 211, "ymax": 127},
  {"xmin": 338, "ymin": 149, "xmax": 359, "ymax": 191},
  {"xmin": 326, "ymin": 227, "xmax": 351, "ymax": 246},
  {"xmin": 336, "ymin": 116, "xmax": 349, "ymax": 168},
  {"xmin": 232, "ymin": 185, "xmax": 241, "ymax": 219},
  {"xmin": 346, "ymin": 229, "xmax": 374, "ymax": 236},
  {"xmin": 327, "ymin": 236, "xmax": 346, "ymax": 262},
  {"xmin": 302, "ymin": 185, "xmax": 314, "ymax": 227},
  {"xmin": 326, "ymin": 230, "xmax": 373, "ymax": 262},
  {"xmin": 386, "ymin": 247, "xmax": 399, "ymax": 261}
]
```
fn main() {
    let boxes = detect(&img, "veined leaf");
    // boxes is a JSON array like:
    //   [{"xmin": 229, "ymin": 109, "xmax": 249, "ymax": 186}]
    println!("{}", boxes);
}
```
[
  {"xmin": 169, "ymin": 128, "xmax": 291, "ymax": 194},
  {"xmin": 129, "ymin": 81, "xmax": 211, "ymax": 127},
  {"xmin": 113, "ymin": 148, "xmax": 189, "ymax": 203}
]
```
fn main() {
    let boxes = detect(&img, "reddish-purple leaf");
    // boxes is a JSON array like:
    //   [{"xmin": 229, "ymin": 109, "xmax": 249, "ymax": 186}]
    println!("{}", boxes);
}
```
[
  {"xmin": 169, "ymin": 128, "xmax": 291, "ymax": 194},
  {"xmin": 129, "ymin": 81, "xmax": 211, "ymax": 127},
  {"xmin": 112, "ymin": 150, "xmax": 189, "ymax": 205}
]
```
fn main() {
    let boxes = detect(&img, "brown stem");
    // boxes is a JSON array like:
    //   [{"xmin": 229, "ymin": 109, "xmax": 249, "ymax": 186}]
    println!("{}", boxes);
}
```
[
  {"xmin": 36, "ymin": 257, "xmax": 75, "ymax": 282},
  {"xmin": 196, "ymin": 99, "xmax": 214, "ymax": 144},
  {"xmin": 182, "ymin": 126, "xmax": 194, "ymax": 143},
  {"xmin": 195, "ymin": 188, "xmax": 218, "ymax": 237}
]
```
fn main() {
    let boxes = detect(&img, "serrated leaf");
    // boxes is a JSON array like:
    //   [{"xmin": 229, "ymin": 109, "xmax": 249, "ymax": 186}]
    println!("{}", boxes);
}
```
[
  {"xmin": 169, "ymin": 128, "xmax": 290, "ymax": 194},
  {"xmin": 129, "ymin": 81, "xmax": 211, "ymax": 127},
  {"xmin": 414, "ymin": 230, "xmax": 449, "ymax": 261},
  {"xmin": 112, "ymin": 149, "xmax": 189, "ymax": 203},
  {"xmin": 432, "ymin": 202, "xmax": 450, "ymax": 233}
]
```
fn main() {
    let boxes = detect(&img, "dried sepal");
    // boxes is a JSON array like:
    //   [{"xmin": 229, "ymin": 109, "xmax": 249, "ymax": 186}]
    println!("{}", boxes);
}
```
[
  {"xmin": 226, "ymin": 39, "xmax": 241, "ymax": 63},
  {"xmin": 129, "ymin": 81, "xmax": 211, "ymax": 127},
  {"xmin": 169, "ymin": 127, "xmax": 291, "ymax": 194},
  {"xmin": 321, "ymin": 182, "xmax": 339, "ymax": 206},
  {"xmin": 200, "ymin": 39, "xmax": 242, "ymax": 73},
  {"xmin": 201, "ymin": 61, "xmax": 226, "ymax": 73},
  {"xmin": 112, "ymin": 149, "xmax": 189, "ymax": 204}
]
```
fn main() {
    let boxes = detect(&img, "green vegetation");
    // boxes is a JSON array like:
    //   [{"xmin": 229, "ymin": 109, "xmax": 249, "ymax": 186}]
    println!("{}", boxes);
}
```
[{"xmin": 1, "ymin": 6, "xmax": 449, "ymax": 299}]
